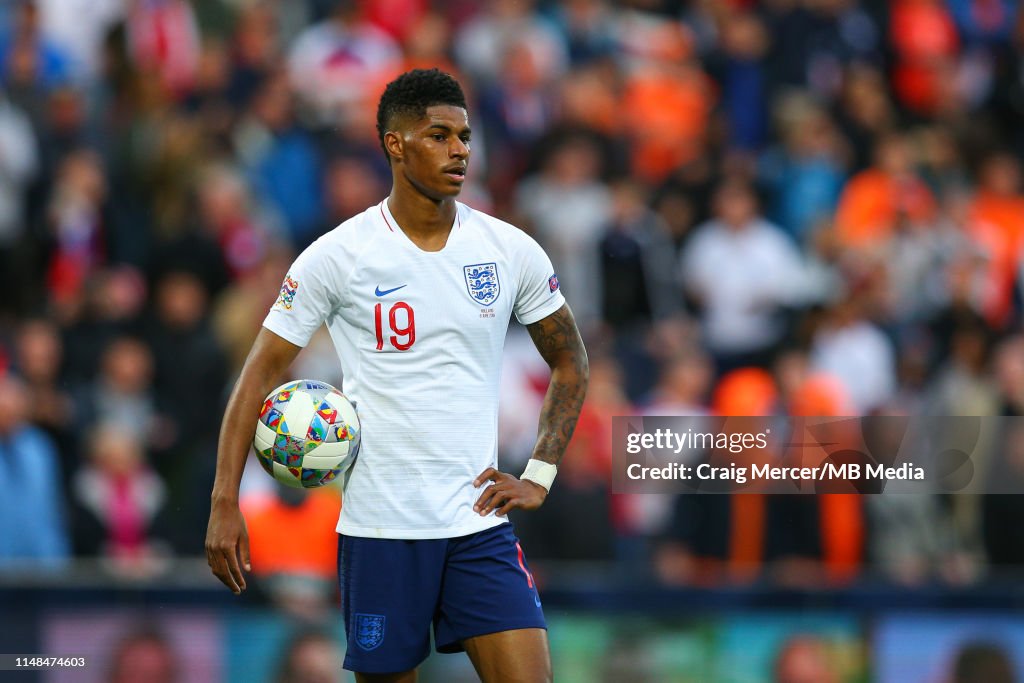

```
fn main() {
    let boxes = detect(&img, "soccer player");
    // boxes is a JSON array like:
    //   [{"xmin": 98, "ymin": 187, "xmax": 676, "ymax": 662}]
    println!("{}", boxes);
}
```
[{"xmin": 205, "ymin": 68, "xmax": 589, "ymax": 683}]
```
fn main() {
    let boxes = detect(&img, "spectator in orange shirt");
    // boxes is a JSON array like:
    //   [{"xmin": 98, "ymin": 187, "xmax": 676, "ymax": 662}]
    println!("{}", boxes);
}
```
[
  {"xmin": 834, "ymin": 133, "xmax": 937, "ymax": 250},
  {"xmin": 621, "ymin": 20, "xmax": 713, "ymax": 184},
  {"xmin": 966, "ymin": 152, "xmax": 1024, "ymax": 327},
  {"xmin": 241, "ymin": 484, "xmax": 342, "ymax": 618}
]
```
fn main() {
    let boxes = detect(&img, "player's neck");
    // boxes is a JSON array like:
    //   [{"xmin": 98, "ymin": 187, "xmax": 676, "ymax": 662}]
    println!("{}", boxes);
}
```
[{"xmin": 386, "ymin": 188, "xmax": 457, "ymax": 252}]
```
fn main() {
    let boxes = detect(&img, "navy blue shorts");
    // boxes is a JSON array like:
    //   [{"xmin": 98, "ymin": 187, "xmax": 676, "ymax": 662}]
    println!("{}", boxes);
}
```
[{"xmin": 338, "ymin": 522, "xmax": 546, "ymax": 674}]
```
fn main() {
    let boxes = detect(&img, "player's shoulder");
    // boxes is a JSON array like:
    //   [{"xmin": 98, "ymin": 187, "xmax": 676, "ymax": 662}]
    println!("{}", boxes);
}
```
[
  {"xmin": 459, "ymin": 203, "xmax": 542, "ymax": 253},
  {"xmin": 460, "ymin": 203, "xmax": 523, "ymax": 237},
  {"xmin": 287, "ymin": 204, "xmax": 386, "ymax": 286}
]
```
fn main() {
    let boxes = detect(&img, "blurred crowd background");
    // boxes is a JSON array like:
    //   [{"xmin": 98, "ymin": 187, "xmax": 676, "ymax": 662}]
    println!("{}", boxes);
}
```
[{"xmin": 1, "ymin": 0, "xmax": 1024, "ymax": 680}]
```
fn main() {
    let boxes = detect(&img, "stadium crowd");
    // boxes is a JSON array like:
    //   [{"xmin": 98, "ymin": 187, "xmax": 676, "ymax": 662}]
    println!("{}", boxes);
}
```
[{"xmin": 0, "ymin": 0, "xmax": 1023, "ymax": 598}]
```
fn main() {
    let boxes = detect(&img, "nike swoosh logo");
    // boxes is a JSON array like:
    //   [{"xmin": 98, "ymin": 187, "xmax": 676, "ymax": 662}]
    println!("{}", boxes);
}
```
[{"xmin": 375, "ymin": 284, "xmax": 407, "ymax": 297}]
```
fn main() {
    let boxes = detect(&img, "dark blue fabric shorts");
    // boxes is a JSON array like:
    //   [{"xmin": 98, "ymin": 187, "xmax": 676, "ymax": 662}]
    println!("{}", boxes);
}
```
[{"xmin": 338, "ymin": 522, "xmax": 546, "ymax": 674}]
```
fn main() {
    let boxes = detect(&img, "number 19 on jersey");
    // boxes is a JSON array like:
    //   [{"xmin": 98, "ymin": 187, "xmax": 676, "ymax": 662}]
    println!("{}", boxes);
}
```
[{"xmin": 375, "ymin": 302, "xmax": 416, "ymax": 351}]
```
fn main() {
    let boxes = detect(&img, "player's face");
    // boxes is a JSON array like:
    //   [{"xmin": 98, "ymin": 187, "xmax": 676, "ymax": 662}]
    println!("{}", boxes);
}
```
[{"xmin": 398, "ymin": 105, "xmax": 471, "ymax": 200}]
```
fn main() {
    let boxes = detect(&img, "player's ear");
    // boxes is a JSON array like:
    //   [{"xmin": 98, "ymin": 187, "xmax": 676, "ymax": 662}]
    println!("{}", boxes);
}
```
[{"xmin": 384, "ymin": 130, "xmax": 403, "ymax": 163}]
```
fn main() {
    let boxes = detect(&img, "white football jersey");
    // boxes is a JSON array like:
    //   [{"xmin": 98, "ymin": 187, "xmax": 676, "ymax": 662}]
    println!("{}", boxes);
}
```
[{"xmin": 263, "ymin": 200, "xmax": 565, "ymax": 539}]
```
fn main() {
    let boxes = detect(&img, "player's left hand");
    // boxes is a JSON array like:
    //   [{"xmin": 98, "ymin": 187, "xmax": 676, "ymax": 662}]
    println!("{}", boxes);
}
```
[{"xmin": 473, "ymin": 467, "xmax": 547, "ymax": 516}]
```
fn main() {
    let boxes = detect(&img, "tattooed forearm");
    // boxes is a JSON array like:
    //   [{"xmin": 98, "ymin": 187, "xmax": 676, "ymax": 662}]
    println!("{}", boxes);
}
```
[{"xmin": 526, "ymin": 304, "xmax": 589, "ymax": 467}]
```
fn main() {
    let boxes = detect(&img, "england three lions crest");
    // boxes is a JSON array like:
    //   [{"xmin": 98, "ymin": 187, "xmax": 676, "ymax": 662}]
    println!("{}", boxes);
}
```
[
  {"xmin": 355, "ymin": 613, "xmax": 386, "ymax": 650},
  {"xmin": 464, "ymin": 263, "xmax": 500, "ymax": 306}
]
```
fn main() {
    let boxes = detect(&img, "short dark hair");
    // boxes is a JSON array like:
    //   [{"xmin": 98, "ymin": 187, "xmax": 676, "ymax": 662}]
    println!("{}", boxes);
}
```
[{"xmin": 376, "ymin": 68, "xmax": 467, "ymax": 162}]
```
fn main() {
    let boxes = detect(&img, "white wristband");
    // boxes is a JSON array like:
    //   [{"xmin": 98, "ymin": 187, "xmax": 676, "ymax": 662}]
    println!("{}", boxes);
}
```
[{"xmin": 521, "ymin": 459, "xmax": 557, "ymax": 492}]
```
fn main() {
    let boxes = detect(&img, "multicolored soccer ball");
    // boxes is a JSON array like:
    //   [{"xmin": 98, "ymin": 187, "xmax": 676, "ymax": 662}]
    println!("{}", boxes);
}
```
[{"xmin": 253, "ymin": 380, "xmax": 360, "ymax": 488}]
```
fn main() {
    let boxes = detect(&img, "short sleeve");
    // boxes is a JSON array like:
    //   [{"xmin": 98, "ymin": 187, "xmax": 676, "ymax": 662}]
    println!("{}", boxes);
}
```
[
  {"xmin": 262, "ymin": 243, "xmax": 341, "ymax": 348},
  {"xmin": 513, "ymin": 233, "xmax": 566, "ymax": 325}
]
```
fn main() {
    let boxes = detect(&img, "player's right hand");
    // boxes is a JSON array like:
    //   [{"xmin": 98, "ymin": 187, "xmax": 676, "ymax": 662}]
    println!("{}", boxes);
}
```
[
  {"xmin": 205, "ymin": 499, "xmax": 251, "ymax": 595},
  {"xmin": 473, "ymin": 467, "xmax": 548, "ymax": 516}
]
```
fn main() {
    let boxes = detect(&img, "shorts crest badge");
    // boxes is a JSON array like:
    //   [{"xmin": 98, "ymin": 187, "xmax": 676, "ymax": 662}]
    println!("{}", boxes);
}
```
[
  {"xmin": 355, "ymin": 613, "xmax": 386, "ymax": 651},
  {"xmin": 464, "ymin": 263, "xmax": 499, "ymax": 306}
]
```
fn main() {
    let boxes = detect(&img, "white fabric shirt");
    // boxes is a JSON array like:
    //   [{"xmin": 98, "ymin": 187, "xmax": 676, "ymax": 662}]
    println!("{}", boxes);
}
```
[
  {"xmin": 516, "ymin": 176, "xmax": 610, "ymax": 328},
  {"xmin": 0, "ymin": 99, "xmax": 37, "ymax": 246},
  {"xmin": 810, "ymin": 320, "xmax": 896, "ymax": 414},
  {"xmin": 38, "ymin": 0, "xmax": 124, "ymax": 81},
  {"xmin": 681, "ymin": 219, "xmax": 805, "ymax": 354},
  {"xmin": 263, "ymin": 201, "xmax": 565, "ymax": 539}
]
